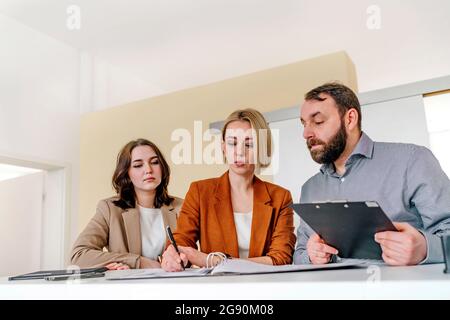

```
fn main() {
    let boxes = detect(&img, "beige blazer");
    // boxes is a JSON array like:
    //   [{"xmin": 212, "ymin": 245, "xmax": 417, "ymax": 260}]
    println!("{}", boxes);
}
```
[{"xmin": 70, "ymin": 196, "xmax": 183, "ymax": 268}]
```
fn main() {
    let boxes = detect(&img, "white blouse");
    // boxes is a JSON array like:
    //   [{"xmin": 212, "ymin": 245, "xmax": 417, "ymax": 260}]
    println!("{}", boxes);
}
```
[
  {"xmin": 233, "ymin": 211, "xmax": 253, "ymax": 259},
  {"xmin": 138, "ymin": 206, "xmax": 165, "ymax": 260}
]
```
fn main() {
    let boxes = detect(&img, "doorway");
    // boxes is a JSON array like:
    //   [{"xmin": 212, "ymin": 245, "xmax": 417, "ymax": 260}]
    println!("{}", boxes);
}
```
[{"xmin": 0, "ymin": 157, "xmax": 69, "ymax": 276}]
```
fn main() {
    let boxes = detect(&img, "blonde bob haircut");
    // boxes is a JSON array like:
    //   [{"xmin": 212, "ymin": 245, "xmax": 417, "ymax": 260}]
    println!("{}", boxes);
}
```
[{"xmin": 221, "ymin": 108, "xmax": 272, "ymax": 168}]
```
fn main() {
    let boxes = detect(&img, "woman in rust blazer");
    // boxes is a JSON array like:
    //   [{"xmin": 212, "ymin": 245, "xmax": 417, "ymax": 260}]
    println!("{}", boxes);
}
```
[{"xmin": 162, "ymin": 109, "xmax": 296, "ymax": 271}]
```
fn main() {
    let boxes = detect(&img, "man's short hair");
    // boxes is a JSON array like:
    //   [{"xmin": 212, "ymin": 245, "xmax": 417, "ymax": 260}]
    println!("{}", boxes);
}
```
[{"xmin": 305, "ymin": 82, "xmax": 362, "ymax": 130}]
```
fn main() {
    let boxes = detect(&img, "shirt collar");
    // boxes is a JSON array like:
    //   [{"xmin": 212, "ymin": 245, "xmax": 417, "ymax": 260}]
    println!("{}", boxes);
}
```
[
  {"xmin": 319, "ymin": 132, "xmax": 374, "ymax": 175},
  {"xmin": 350, "ymin": 131, "xmax": 374, "ymax": 159}
]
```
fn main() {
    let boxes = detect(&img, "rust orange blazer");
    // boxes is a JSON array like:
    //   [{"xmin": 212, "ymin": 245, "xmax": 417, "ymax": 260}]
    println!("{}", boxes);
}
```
[{"xmin": 173, "ymin": 171, "xmax": 296, "ymax": 265}]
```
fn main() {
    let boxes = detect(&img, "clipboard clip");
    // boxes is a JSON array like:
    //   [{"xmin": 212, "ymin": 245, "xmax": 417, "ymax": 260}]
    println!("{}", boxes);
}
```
[
  {"xmin": 311, "ymin": 199, "xmax": 349, "ymax": 204},
  {"xmin": 310, "ymin": 200, "xmax": 380, "ymax": 208}
]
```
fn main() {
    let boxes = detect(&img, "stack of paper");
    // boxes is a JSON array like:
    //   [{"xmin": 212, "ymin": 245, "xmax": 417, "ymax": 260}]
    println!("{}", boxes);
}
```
[{"xmin": 104, "ymin": 259, "xmax": 364, "ymax": 280}]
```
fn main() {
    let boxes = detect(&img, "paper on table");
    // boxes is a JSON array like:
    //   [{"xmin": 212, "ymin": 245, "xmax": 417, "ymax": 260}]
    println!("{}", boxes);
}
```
[
  {"xmin": 210, "ymin": 259, "xmax": 365, "ymax": 275},
  {"xmin": 105, "ymin": 259, "xmax": 364, "ymax": 280},
  {"xmin": 105, "ymin": 267, "xmax": 211, "ymax": 280}
]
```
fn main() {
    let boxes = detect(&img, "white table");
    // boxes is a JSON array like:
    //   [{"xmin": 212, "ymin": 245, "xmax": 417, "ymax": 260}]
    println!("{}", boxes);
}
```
[{"xmin": 1, "ymin": 263, "xmax": 450, "ymax": 299}]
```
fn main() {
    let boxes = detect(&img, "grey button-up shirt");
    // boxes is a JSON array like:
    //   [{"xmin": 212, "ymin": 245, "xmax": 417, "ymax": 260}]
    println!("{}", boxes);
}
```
[{"xmin": 294, "ymin": 132, "xmax": 450, "ymax": 264}]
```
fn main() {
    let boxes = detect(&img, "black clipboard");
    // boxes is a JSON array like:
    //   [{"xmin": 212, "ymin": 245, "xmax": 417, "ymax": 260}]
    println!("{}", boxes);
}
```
[
  {"xmin": 293, "ymin": 201, "xmax": 397, "ymax": 260},
  {"xmin": 8, "ymin": 267, "xmax": 109, "ymax": 281}
]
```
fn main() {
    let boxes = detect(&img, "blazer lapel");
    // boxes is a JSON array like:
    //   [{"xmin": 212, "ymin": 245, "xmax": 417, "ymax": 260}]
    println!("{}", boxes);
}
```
[
  {"xmin": 122, "ymin": 207, "xmax": 142, "ymax": 255},
  {"xmin": 161, "ymin": 203, "xmax": 177, "ymax": 240},
  {"xmin": 214, "ymin": 171, "xmax": 240, "ymax": 257},
  {"xmin": 249, "ymin": 176, "xmax": 273, "ymax": 258}
]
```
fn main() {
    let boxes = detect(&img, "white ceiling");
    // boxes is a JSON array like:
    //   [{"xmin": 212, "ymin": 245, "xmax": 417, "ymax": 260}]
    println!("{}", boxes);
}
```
[{"xmin": 1, "ymin": 0, "xmax": 450, "ymax": 101}]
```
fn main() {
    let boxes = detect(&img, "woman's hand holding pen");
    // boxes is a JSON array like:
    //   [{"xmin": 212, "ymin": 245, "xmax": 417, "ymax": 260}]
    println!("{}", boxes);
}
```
[
  {"xmin": 163, "ymin": 246, "xmax": 223, "ymax": 269},
  {"xmin": 178, "ymin": 246, "xmax": 209, "ymax": 268},
  {"xmin": 161, "ymin": 244, "xmax": 189, "ymax": 272}
]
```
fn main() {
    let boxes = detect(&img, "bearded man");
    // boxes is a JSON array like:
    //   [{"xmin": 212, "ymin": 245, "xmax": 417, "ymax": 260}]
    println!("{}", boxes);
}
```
[{"xmin": 294, "ymin": 82, "xmax": 450, "ymax": 266}]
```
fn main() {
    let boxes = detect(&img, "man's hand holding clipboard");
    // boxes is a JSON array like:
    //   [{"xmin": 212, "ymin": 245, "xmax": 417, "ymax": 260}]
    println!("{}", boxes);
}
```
[{"xmin": 293, "ymin": 201, "xmax": 398, "ymax": 262}]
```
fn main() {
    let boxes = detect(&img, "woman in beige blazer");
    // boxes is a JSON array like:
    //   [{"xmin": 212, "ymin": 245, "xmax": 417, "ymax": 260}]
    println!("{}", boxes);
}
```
[{"xmin": 70, "ymin": 139, "xmax": 183, "ymax": 269}]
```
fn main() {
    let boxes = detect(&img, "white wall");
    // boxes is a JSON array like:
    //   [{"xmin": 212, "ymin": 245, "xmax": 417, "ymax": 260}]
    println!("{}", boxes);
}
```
[
  {"xmin": 270, "ymin": 118, "xmax": 319, "ymax": 205},
  {"xmin": 79, "ymin": 52, "xmax": 164, "ymax": 113},
  {"xmin": 0, "ymin": 13, "xmax": 80, "ymax": 266},
  {"xmin": 362, "ymin": 95, "xmax": 430, "ymax": 147},
  {"xmin": 424, "ymin": 92, "xmax": 450, "ymax": 178},
  {"xmin": 269, "ymin": 118, "xmax": 319, "ymax": 231},
  {"xmin": 0, "ymin": 172, "xmax": 44, "ymax": 276}
]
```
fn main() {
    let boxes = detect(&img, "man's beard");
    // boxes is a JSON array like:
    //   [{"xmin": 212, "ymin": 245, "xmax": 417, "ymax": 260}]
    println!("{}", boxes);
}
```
[{"xmin": 307, "ymin": 121, "xmax": 347, "ymax": 164}]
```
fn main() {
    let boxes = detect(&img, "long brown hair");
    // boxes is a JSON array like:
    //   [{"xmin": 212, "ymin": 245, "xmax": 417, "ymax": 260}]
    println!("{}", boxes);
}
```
[{"xmin": 112, "ymin": 139, "xmax": 174, "ymax": 209}]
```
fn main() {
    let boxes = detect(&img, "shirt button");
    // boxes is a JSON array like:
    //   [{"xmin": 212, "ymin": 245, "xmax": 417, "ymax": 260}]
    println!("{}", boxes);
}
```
[{"xmin": 341, "ymin": 178, "xmax": 345, "ymax": 182}]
